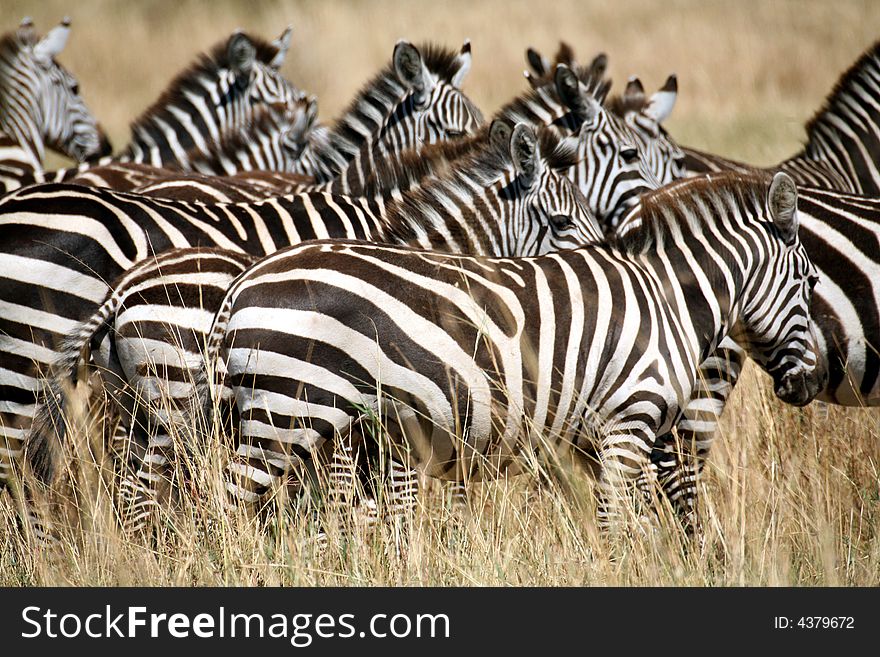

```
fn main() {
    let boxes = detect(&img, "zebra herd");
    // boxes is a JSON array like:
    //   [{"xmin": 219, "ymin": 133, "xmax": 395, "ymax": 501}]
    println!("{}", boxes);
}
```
[{"xmin": 0, "ymin": 17, "xmax": 877, "ymax": 545}]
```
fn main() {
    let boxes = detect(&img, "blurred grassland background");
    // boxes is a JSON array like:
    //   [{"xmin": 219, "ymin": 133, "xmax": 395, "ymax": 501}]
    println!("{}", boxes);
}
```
[{"xmin": 0, "ymin": 0, "xmax": 879, "ymax": 586}]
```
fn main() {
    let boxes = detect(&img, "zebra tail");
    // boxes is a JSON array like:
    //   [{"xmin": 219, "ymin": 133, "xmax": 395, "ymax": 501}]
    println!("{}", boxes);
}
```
[
  {"xmin": 26, "ymin": 293, "xmax": 120, "ymax": 486},
  {"xmin": 192, "ymin": 292, "xmax": 234, "ymax": 445}
]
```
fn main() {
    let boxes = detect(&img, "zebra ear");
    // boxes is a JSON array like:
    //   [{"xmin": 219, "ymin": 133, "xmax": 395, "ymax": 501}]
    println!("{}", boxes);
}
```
[
  {"xmin": 228, "ymin": 31, "xmax": 257, "ymax": 79},
  {"xmin": 32, "ymin": 16, "xmax": 70, "ymax": 66},
  {"xmin": 645, "ymin": 74, "xmax": 678, "ymax": 123},
  {"xmin": 269, "ymin": 25, "xmax": 292, "ymax": 69},
  {"xmin": 280, "ymin": 106, "xmax": 312, "ymax": 157},
  {"xmin": 18, "ymin": 17, "xmax": 36, "ymax": 44},
  {"xmin": 488, "ymin": 119, "xmax": 513, "ymax": 148},
  {"xmin": 768, "ymin": 172, "xmax": 799, "ymax": 243},
  {"xmin": 555, "ymin": 41, "xmax": 577, "ymax": 68},
  {"xmin": 526, "ymin": 47, "xmax": 549, "ymax": 77},
  {"xmin": 304, "ymin": 95, "xmax": 319, "ymax": 129},
  {"xmin": 555, "ymin": 64, "xmax": 583, "ymax": 111},
  {"xmin": 624, "ymin": 77, "xmax": 646, "ymax": 105},
  {"xmin": 510, "ymin": 123, "xmax": 538, "ymax": 189},
  {"xmin": 587, "ymin": 51, "xmax": 608, "ymax": 79},
  {"xmin": 394, "ymin": 41, "xmax": 427, "ymax": 96},
  {"xmin": 450, "ymin": 40, "xmax": 472, "ymax": 89}
]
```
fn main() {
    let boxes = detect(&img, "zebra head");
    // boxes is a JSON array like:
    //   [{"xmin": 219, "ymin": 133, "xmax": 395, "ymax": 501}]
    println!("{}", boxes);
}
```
[
  {"xmin": 277, "ymin": 95, "xmax": 320, "ymax": 162},
  {"xmin": 124, "ymin": 27, "xmax": 305, "ymax": 168},
  {"xmin": 553, "ymin": 64, "xmax": 661, "ymax": 233},
  {"xmin": 501, "ymin": 121, "xmax": 601, "ymax": 255},
  {"xmin": 386, "ymin": 40, "xmax": 484, "ymax": 151},
  {"xmin": 225, "ymin": 27, "xmax": 305, "ymax": 122},
  {"xmin": 733, "ymin": 172, "xmax": 827, "ymax": 406},
  {"xmin": 0, "ymin": 17, "xmax": 110, "ymax": 163},
  {"xmin": 607, "ymin": 75, "xmax": 687, "ymax": 185}
]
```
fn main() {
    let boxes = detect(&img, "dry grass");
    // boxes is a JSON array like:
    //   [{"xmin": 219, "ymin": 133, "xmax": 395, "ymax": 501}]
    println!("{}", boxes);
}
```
[
  {"xmin": 3, "ymin": 364, "xmax": 879, "ymax": 586},
  {"xmin": 1, "ymin": 0, "xmax": 879, "ymax": 586}
]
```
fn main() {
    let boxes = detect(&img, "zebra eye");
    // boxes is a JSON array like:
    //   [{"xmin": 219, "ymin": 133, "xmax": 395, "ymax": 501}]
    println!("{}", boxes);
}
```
[
  {"xmin": 621, "ymin": 148, "xmax": 639, "ymax": 163},
  {"xmin": 807, "ymin": 275, "xmax": 819, "ymax": 291},
  {"xmin": 550, "ymin": 214, "xmax": 575, "ymax": 230},
  {"xmin": 70, "ymin": 82, "xmax": 79, "ymax": 95},
  {"xmin": 446, "ymin": 129, "xmax": 465, "ymax": 138}
]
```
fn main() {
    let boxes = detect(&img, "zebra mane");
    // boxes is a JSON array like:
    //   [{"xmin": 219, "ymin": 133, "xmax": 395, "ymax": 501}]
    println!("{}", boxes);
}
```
[
  {"xmin": 614, "ymin": 171, "xmax": 772, "ymax": 254},
  {"xmin": 0, "ymin": 24, "xmax": 35, "ymax": 53},
  {"xmin": 361, "ymin": 128, "xmax": 489, "ymax": 198},
  {"xmin": 383, "ymin": 125, "xmax": 577, "ymax": 239},
  {"xmin": 605, "ymin": 92, "xmax": 649, "ymax": 118},
  {"xmin": 318, "ymin": 42, "xmax": 473, "ymax": 171},
  {"xmin": 498, "ymin": 74, "xmax": 610, "ymax": 128},
  {"xmin": 185, "ymin": 103, "xmax": 293, "ymax": 169},
  {"xmin": 802, "ymin": 39, "xmax": 880, "ymax": 149},
  {"xmin": 126, "ymin": 32, "xmax": 283, "ymax": 138},
  {"xmin": 363, "ymin": 120, "xmax": 579, "ymax": 200}
]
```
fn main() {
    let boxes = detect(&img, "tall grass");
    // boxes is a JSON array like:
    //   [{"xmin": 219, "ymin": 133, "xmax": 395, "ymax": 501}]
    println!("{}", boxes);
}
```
[
  {"xmin": 1, "ymin": 0, "xmax": 879, "ymax": 585},
  {"xmin": 4, "ymin": 361, "xmax": 879, "ymax": 586}
]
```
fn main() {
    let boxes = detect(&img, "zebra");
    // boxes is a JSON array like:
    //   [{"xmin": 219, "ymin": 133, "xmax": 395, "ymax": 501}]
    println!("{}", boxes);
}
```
[
  {"xmin": 189, "ymin": 171, "xmax": 823, "ymax": 533},
  {"xmin": 599, "ymin": 38, "xmax": 880, "ymax": 523},
  {"xmin": 13, "ymin": 59, "xmax": 674, "ymax": 529},
  {"xmin": 78, "ymin": 99, "xmax": 320, "ymax": 203},
  {"xmin": 64, "ymin": 40, "xmax": 483, "ymax": 202},
  {"xmin": 523, "ymin": 43, "xmax": 686, "ymax": 189},
  {"xmin": 26, "ymin": 247, "xmax": 260, "ymax": 533},
  {"xmin": 622, "ymin": 184, "xmax": 880, "ymax": 525},
  {"xmin": 1, "ymin": 26, "xmax": 305, "ymax": 195},
  {"xmin": 19, "ymin": 122, "xmax": 600, "ymax": 529},
  {"xmin": 679, "ymin": 39, "xmax": 880, "ymax": 194},
  {"xmin": 0, "ymin": 17, "xmax": 110, "ymax": 192}
]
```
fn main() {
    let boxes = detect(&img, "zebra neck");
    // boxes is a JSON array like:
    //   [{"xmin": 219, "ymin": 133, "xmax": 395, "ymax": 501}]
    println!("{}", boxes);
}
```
[
  {"xmin": 795, "ymin": 41, "xmax": 880, "ymax": 194},
  {"xmin": 497, "ymin": 84, "xmax": 577, "ymax": 132},
  {"xmin": 120, "ymin": 70, "xmax": 249, "ymax": 169},
  {"xmin": 0, "ymin": 132, "xmax": 41, "ymax": 183},
  {"xmin": 0, "ymin": 105, "xmax": 44, "ymax": 173},
  {"xmin": 635, "ymin": 227, "xmax": 747, "ymax": 365},
  {"xmin": 680, "ymin": 146, "xmax": 754, "ymax": 176},
  {"xmin": 191, "ymin": 135, "xmax": 286, "ymax": 176},
  {"xmin": 382, "ymin": 171, "xmax": 512, "ymax": 256},
  {"xmin": 303, "ymin": 76, "xmax": 413, "ymax": 187}
]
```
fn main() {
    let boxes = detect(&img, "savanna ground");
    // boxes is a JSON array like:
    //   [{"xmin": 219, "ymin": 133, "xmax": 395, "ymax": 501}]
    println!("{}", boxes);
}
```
[{"xmin": 1, "ymin": 0, "xmax": 879, "ymax": 586}]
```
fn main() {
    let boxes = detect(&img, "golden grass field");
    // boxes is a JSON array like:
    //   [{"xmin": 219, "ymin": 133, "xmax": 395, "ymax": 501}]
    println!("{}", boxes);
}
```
[{"xmin": 1, "ymin": 0, "xmax": 879, "ymax": 586}]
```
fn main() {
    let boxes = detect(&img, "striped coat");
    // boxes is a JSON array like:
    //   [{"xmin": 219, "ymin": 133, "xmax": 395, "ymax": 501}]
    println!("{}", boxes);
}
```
[{"xmin": 196, "ymin": 172, "xmax": 823, "ymax": 528}]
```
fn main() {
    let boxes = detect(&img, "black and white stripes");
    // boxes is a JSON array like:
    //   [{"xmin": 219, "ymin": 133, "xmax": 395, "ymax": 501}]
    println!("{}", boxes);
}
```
[
  {"xmin": 0, "ymin": 17, "xmax": 110, "ymax": 193},
  {"xmin": 20, "ymin": 123, "xmax": 600, "ymax": 527},
  {"xmin": 196, "ymin": 172, "xmax": 823, "ymax": 528}
]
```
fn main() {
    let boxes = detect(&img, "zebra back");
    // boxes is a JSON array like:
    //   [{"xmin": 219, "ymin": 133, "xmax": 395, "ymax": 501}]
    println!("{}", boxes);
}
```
[{"xmin": 781, "ymin": 39, "xmax": 880, "ymax": 193}]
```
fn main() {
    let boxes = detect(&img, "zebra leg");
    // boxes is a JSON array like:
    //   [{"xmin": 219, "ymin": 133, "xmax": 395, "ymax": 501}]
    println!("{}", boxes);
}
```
[
  {"xmin": 327, "ymin": 422, "xmax": 420, "ymax": 538},
  {"xmin": 326, "ymin": 426, "xmax": 365, "ymax": 526},
  {"xmin": 655, "ymin": 343, "xmax": 746, "ymax": 532},
  {"xmin": 596, "ymin": 428, "xmax": 656, "ymax": 535},
  {"xmin": 116, "ymin": 423, "xmax": 177, "ymax": 536}
]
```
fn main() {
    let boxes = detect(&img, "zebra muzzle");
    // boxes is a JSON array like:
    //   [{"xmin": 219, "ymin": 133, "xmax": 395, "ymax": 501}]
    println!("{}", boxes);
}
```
[{"xmin": 774, "ymin": 368, "xmax": 824, "ymax": 407}]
